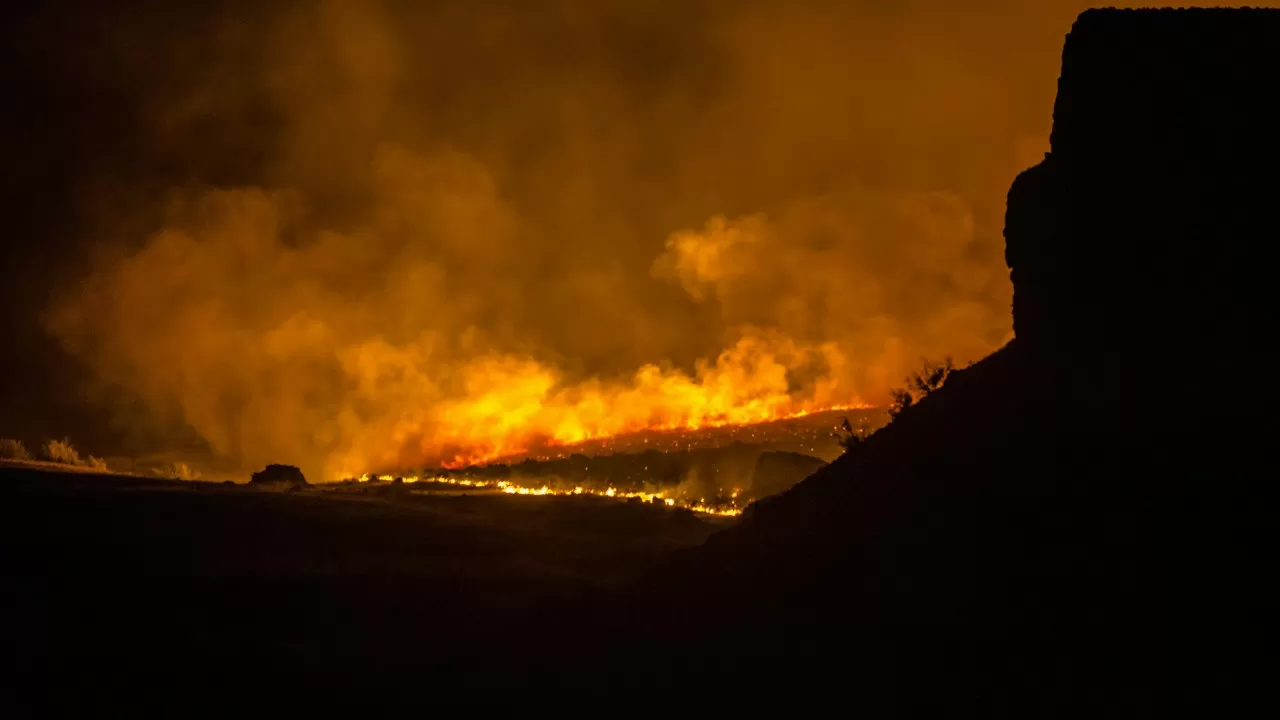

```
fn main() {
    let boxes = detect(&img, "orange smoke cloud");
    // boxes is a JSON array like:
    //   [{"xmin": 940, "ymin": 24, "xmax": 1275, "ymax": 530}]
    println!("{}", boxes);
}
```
[{"xmin": 57, "ymin": 0, "xmax": 1222, "ymax": 480}]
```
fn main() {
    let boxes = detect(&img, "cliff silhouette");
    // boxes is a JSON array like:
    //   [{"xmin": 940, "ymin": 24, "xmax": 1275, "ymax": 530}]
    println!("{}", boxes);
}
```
[{"xmin": 511, "ymin": 9, "xmax": 1276, "ymax": 713}]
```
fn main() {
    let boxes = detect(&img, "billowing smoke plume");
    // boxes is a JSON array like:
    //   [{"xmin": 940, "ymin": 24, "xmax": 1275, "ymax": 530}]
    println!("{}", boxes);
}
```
[{"xmin": 47, "ymin": 0, "xmax": 1217, "ymax": 480}]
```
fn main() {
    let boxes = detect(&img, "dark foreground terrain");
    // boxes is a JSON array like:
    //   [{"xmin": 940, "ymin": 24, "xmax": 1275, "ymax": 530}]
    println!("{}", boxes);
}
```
[{"xmin": 0, "ymin": 465, "xmax": 722, "ymax": 708}]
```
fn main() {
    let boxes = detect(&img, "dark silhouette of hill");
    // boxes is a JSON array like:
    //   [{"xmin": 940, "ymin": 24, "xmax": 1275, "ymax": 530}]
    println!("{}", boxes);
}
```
[{"xmin": 503, "ymin": 9, "xmax": 1276, "ymax": 713}]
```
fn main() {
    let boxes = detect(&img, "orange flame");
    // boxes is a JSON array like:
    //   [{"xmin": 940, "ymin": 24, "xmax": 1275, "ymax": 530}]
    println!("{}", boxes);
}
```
[
  {"xmin": 367, "ymin": 474, "xmax": 745, "ymax": 517},
  {"xmin": 334, "ymin": 333, "xmax": 867, "ymax": 478}
]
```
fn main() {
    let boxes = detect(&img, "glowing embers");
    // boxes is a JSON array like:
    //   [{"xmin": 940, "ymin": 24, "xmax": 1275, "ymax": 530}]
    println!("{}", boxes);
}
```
[
  {"xmin": 490, "ymin": 478, "xmax": 744, "ymax": 515},
  {"xmin": 357, "ymin": 473, "xmax": 743, "ymax": 516}
]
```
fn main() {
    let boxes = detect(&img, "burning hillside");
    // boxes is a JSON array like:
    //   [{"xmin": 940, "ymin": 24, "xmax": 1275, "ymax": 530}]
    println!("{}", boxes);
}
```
[
  {"xmin": 334, "ymin": 334, "xmax": 872, "ymax": 475},
  {"xmin": 379, "ymin": 406, "xmax": 882, "ymax": 471},
  {"xmin": 489, "ymin": 407, "xmax": 883, "ymax": 463},
  {"xmin": 342, "ymin": 408, "xmax": 875, "ymax": 516}
]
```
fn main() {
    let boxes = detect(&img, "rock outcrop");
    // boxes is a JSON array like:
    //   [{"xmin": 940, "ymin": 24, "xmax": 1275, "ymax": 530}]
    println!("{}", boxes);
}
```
[
  {"xmin": 248, "ymin": 464, "xmax": 308, "ymax": 488},
  {"xmin": 747, "ymin": 451, "xmax": 827, "ymax": 500},
  {"xmin": 1008, "ymin": 8, "xmax": 1279, "ymax": 386}
]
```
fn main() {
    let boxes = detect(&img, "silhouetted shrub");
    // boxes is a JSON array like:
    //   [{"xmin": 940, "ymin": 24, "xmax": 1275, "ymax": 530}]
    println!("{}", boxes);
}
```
[
  {"xmin": 888, "ymin": 357, "xmax": 955, "ymax": 420},
  {"xmin": 909, "ymin": 357, "xmax": 955, "ymax": 397},
  {"xmin": 832, "ymin": 416, "xmax": 872, "ymax": 451},
  {"xmin": 43, "ymin": 438, "xmax": 82, "ymax": 466},
  {"xmin": 150, "ymin": 461, "xmax": 201, "ymax": 481},
  {"xmin": 887, "ymin": 388, "xmax": 915, "ymax": 420},
  {"xmin": 0, "ymin": 438, "xmax": 31, "ymax": 461}
]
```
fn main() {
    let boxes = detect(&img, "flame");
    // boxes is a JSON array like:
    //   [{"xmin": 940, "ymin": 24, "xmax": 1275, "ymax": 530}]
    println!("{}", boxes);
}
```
[
  {"xmin": 361, "ymin": 474, "xmax": 745, "ymax": 517},
  {"xmin": 495, "ymin": 479, "xmax": 745, "ymax": 517},
  {"xmin": 333, "ymin": 333, "xmax": 867, "ymax": 478}
]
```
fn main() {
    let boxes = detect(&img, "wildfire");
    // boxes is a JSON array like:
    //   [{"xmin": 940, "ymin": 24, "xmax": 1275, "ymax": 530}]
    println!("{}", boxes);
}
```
[
  {"xmin": 331, "ymin": 333, "xmax": 869, "ymax": 479},
  {"xmin": 358, "ymin": 473, "xmax": 745, "ymax": 517}
]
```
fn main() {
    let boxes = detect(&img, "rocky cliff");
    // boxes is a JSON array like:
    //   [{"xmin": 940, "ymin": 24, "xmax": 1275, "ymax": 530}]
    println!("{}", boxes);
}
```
[{"xmin": 1008, "ymin": 8, "xmax": 1279, "ymax": 384}]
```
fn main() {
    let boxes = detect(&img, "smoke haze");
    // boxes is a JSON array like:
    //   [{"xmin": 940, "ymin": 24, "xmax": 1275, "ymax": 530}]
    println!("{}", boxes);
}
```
[{"xmin": 21, "ymin": 0, "xmax": 1254, "ymax": 480}]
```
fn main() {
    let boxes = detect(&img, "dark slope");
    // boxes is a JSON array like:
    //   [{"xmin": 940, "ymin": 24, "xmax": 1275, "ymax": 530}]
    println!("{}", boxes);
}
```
[
  {"xmin": 0, "ymin": 467, "xmax": 718, "ymax": 712},
  {"xmin": 519, "ymin": 9, "xmax": 1277, "ymax": 713}
]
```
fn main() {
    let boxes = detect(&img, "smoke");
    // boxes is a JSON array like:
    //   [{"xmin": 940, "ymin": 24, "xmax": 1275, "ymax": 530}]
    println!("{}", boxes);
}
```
[{"xmin": 46, "ymin": 0, "xmax": 1222, "ymax": 480}]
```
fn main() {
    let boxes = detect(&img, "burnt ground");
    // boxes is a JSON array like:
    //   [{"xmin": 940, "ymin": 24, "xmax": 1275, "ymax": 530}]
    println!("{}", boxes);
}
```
[{"xmin": 0, "ymin": 465, "xmax": 722, "ymax": 709}]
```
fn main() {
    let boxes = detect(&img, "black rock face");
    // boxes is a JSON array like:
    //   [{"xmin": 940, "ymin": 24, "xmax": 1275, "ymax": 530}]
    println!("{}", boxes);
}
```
[
  {"xmin": 248, "ymin": 464, "xmax": 308, "ymax": 487},
  {"xmin": 1007, "ymin": 8, "xmax": 1280, "ymax": 386}
]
